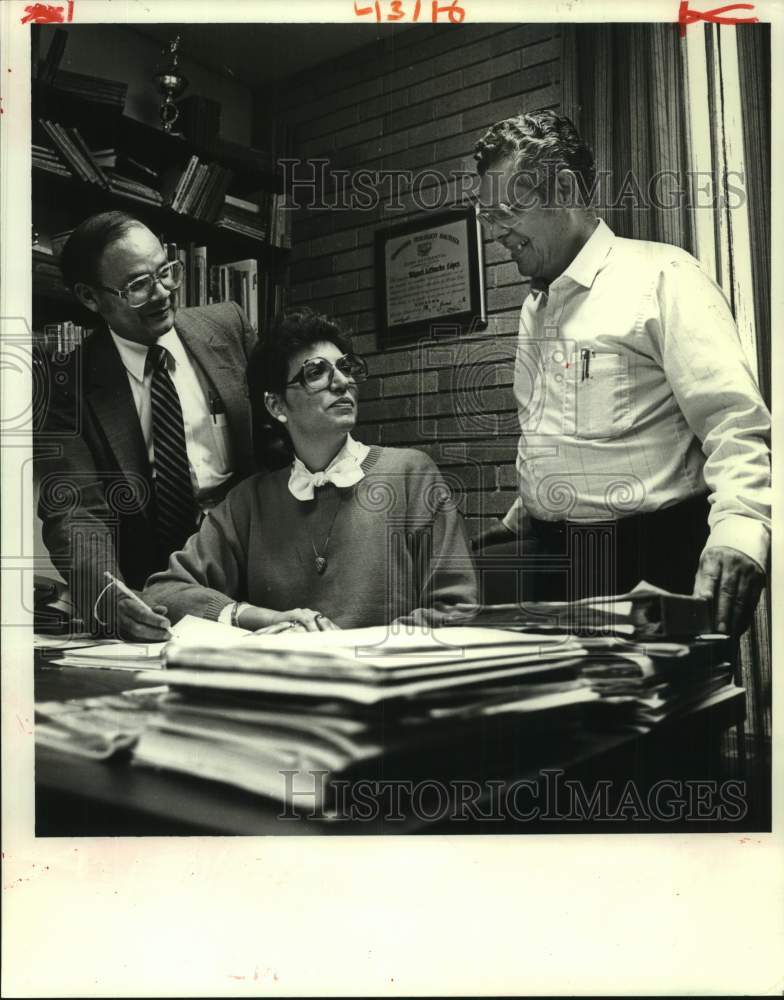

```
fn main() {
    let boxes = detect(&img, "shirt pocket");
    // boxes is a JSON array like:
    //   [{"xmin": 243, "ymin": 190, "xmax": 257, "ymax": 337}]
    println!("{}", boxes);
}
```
[
  {"xmin": 570, "ymin": 351, "xmax": 633, "ymax": 439},
  {"xmin": 209, "ymin": 412, "xmax": 233, "ymax": 475}
]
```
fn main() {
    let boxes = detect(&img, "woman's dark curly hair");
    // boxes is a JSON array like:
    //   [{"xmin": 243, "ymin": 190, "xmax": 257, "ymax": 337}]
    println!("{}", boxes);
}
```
[
  {"xmin": 246, "ymin": 308, "xmax": 353, "ymax": 470},
  {"xmin": 474, "ymin": 110, "xmax": 596, "ymax": 205}
]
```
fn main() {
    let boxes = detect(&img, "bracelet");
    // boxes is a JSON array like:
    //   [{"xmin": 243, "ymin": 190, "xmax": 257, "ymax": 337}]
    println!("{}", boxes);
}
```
[{"xmin": 230, "ymin": 601, "xmax": 241, "ymax": 628}]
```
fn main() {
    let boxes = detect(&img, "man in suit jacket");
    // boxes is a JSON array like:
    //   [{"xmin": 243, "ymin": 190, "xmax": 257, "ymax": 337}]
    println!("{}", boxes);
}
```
[{"xmin": 35, "ymin": 211, "xmax": 258, "ymax": 638}]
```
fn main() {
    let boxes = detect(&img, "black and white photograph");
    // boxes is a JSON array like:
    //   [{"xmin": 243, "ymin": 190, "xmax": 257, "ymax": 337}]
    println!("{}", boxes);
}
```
[{"xmin": 1, "ymin": 0, "xmax": 780, "ymax": 995}]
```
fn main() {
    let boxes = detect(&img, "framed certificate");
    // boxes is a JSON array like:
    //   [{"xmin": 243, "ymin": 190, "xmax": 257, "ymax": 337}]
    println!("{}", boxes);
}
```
[{"xmin": 375, "ymin": 206, "xmax": 487, "ymax": 344}]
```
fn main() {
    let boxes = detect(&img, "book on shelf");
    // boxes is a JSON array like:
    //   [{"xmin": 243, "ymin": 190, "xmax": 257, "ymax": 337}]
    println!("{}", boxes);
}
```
[
  {"xmin": 176, "ymin": 94, "xmax": 221, "ymax": 146},
  {"xmin": 163, "ymin": 241, "xmax": 267, "ymax": 322},
  {"xmin": 66, "ymin": 126, "xmax": 111, "ymax": 188},
  {"xmin": 50, "ymin": 67, "xmax": 127, "ymax": 109},
  {"xmin": 224, "ymin": 193, "xmax": 261, "ymax": 214},
  {"xmin": 32, "ymin": 143, "xmax": 72, "ymax": 178},
  {"xmin": 94, "ymin": 149, "xmax": 160, "ymax": 185},
  {"xmin": 223, "ymin": 258, "xmax": 259, "ymax": 328},
  {"xmin": 162, "ymin": 157, "xmax": 234, "ymax": 222},
  {"xmin": 193, "ymin": 245, "xmax": 208, "ymax": 307},
  {"xmin": 37, "ymin": 29, "xmax": 67, "ymax": 88},
  {"xmin": 268, "ymin": 192, "xmax": 292, "ymax": 249},
  {"xmin": 107, "ymin": 173, "xmax": 163, "ymax": 206},
  {"xmin": 38, "ymin": 120, "xmax": 110, "ymax": 189},
  {"xmin": 216, "ymin": 190, "xmax": 283, "ymax": 243}
]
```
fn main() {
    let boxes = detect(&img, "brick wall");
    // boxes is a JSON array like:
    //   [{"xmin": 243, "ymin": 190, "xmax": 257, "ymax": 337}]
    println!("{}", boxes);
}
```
[{"xmin": 276, "ymin": 24, "xmax": 563, "ymax": 538}]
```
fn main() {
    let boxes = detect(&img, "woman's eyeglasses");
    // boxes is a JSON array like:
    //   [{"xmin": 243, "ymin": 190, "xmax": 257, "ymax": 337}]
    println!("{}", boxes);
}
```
[
  {"xmin": 97, "ymin": 260, "xmax": 184, "ymax": 308},
  {"xmin": 286, "ymin": 353, "xmax": 369, "ymax": 392}
]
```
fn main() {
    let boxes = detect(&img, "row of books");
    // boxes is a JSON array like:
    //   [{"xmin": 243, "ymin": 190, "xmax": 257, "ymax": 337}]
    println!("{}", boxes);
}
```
[
  {"xmin": 38, "ymin": 120, "xmax": 110, "ymax": 188},
  {"xmin": 215, "ymin": 191, "xmax": 291, "ymax": 248},
  {"xmin": 164, "ymin": 242, "xmax": 260, "ymax": 326},
  {"xmin": 36, "ymin": 121, "xmax": 165, "ymax": 209},
  {"xmin": 50, "ymin": 67, "xmax": 127, "ymax": 109},
  {"xmin": 34, "ymin": 122, "xmax": 289, "ymax": 247},
  {"xmin": 36, "ymin": 322, "xmax": 93, "ymax": 355},
  {"xmin": 161, "ymin": 156, "xmax": 234, "ymax": 222},
  {"xmin": 32, "ymin": 143, "xmax": 72, "ymax": 179}
]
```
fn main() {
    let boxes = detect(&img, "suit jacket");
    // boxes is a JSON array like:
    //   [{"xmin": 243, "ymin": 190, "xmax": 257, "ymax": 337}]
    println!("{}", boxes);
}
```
[{"xmin": 35, "ymin": 301, "xmax": 257, "ymax": 630}]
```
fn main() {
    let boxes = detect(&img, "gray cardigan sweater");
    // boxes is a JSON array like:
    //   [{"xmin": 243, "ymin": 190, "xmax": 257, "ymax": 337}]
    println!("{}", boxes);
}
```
[{"xmin": 143, "ymin": 446, "xmax": 478, "ymax": 628}]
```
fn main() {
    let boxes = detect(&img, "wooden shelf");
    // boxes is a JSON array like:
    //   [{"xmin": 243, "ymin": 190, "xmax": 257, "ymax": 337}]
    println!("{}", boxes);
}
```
[
  {"xmin": 33, "ymin": 167, "xmax": 289, "ymax": 269},
  {"xmin": 33, "ymin": 86, "xmax": 282, "ymax": 192}
]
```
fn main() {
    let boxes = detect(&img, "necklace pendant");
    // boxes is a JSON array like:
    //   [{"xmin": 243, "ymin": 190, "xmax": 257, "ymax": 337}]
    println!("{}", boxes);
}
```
[{"xmin": 314, "ymin": 556, "xmax": 327, "ymax": 575}]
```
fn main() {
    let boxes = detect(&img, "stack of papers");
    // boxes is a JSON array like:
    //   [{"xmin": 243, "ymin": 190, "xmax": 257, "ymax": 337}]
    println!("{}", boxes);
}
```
[
  {"xmin": 576, "ymin": 635, "xmax": 736, "ymax": 732},
  {"xmin": 131, "ymin": 625, "xmax": 597, "ymax": 806},
  {"xmin": 454, "ymin": 582, "xmax": 713, "ymax": 638},
  {"xmin": 35, "ymin": 687, "xmax": 166, "ymax": 759},
  {"xmin": 50, "ymin": 616, "xmax": 250, "ymax": 671}
]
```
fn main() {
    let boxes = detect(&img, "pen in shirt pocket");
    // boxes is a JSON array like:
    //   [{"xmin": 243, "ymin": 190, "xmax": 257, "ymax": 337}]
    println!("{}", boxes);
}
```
[{"xmin": 209, "ymin": 393, "xmax": 226, "ymax": 423}]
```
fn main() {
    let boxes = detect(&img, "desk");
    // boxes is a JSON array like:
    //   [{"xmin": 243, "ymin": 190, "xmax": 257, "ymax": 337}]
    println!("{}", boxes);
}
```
[{"xmin": 34, "ymin": 660, "xmax": 765, "ymax": 836}]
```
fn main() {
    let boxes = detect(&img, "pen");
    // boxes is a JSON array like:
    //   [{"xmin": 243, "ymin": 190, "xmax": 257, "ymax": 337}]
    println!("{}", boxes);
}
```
[
  {"xmin": 209, "ymin": 393, "xmax": 226, "ymax": 424},
  {"xmin": 580, "ymin": 348, "xmax": 592, "ymax": 382},
  {"xmin": 104, "ymin": 571, "xmax": 151, "ymax": 611}
]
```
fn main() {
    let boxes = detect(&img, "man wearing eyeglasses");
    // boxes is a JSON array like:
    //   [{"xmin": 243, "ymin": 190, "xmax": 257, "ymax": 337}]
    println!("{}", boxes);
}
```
[
  {"xmin": 35, "ymin": 210, "xmax": 257, "ymax": 637},
  {"xmin": 471, "ymin": 111, "xmax": 770, "ymax": 638}
]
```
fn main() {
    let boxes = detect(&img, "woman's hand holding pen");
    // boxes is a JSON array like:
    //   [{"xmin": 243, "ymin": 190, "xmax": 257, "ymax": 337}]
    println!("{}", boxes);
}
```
[
  {"xmin": 104, "ymin": 572, "xmax": 171, "ymax": 641},
  {"xmin": 117, "ymin": 598, "xmax": 172, "ymax": 641}
]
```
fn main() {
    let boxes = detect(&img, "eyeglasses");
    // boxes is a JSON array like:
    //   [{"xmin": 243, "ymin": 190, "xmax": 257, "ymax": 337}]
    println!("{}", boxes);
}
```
[
  {"xmin": 286, "ymin": 353, "xmax": 369, "ymax": 392},
  {"xmin": 475, "ymin": 203, "xmax": 521, "ymax": 240},
  {"xmin": 472, "ymin": 182, "xmax": 548, "ymax": 239},
  {"xmin": 97, "ymin": 260, "xmax": 184, "ymax": 308}
]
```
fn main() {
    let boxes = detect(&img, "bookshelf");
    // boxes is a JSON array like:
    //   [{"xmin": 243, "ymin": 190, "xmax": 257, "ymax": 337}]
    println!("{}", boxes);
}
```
[{"xmin": 32, "ymin": 70, "xmax": 291, "ymax": 350}]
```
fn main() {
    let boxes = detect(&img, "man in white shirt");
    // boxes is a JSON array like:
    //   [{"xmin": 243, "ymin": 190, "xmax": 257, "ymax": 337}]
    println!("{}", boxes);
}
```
[
  {"xmin": 35, "ymin": 211, "xmax": 258, "ymax": 637},
  {"xmin": 473, "ymin": 111, "xmax": 769, "ymax": 636}
]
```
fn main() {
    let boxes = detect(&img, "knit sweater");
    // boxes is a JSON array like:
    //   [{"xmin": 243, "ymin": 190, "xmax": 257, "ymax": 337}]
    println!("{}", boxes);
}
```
[{"xmin": 143, "ymin": 446, "xmax": 478, "ymax": 628}]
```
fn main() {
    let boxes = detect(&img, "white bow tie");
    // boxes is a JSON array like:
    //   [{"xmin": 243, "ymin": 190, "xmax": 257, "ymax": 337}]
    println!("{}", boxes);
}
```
[{"xmin": 288, "ymin": 454, "xmax": 365, "ymax": 501}]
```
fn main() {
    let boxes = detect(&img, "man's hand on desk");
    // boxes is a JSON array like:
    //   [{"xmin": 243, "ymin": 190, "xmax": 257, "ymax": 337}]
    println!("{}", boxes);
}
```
[
  {"xmin": 116, "ymin": 597, "xmax": 172, "ymax": 642},
  {"xmin": 693, "ymin": 545, "xmax": 765, "ymax": 637},
  {"xmin": 238, "ymin": 606, "xmax": 340, "ymax": 633}
]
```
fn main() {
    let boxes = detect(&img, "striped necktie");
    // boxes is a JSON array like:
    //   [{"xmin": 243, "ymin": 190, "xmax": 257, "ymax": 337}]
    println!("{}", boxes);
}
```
[{"xmin": 146, "ymin": 343, "xmax": 196, "ymax": 559}]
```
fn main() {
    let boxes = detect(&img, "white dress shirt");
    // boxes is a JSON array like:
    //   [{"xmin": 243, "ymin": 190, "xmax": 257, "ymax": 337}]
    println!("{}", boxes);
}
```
[
  {"xmin": 109, "ymin": 327, "xmax": 233, "ymax": 506},
  {"xmin": 502, "ymin": 219, "xmax": 771, "ymax": 570}
]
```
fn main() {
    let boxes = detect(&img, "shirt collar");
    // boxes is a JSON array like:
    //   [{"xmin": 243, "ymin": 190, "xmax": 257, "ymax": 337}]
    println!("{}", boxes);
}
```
[
  {"xmin": 288, "ymin": 434, "xmax": 370, "ymax": 501},
  {"xmin": 109, "ymin": 326, "xmax": 182, "ymax": 383},
  {"xmin": 557, "ymin": 218, "xmax": 615, "ymax": 290}
]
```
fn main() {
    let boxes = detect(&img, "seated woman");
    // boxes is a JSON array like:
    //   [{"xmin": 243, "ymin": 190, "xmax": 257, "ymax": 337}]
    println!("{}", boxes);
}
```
[{"xmin": 142, "ymin": 308, "xmax": 477, "ymax": 633}]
